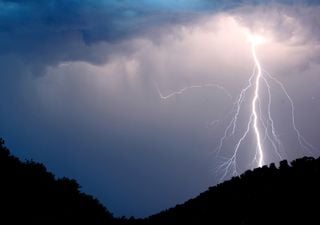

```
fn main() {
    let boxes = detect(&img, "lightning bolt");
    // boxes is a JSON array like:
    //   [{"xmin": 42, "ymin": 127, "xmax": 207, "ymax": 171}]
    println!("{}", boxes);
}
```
[
  {"xmin": 251, "ymin": 40, "xmax": 264, "ymax": 167},
  {"xmin": 154, "ymin": 32, "xmax": 316, "ymax": 183},
  {"xmin": 216, "ymin": 34, "xmax": 315, "ymax": 181}
]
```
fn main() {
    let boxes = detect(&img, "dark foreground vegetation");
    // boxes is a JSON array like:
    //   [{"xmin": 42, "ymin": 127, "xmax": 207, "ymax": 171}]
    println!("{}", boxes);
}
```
[{"xmin": 0, "ymin": 138, "xmax": 319, "ymax": 224}]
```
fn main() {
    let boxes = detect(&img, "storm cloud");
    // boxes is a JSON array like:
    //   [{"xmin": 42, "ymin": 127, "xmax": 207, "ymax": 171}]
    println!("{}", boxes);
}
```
[{"xmin": 0, "ymin": 0, "xmax": 319, "ymax": 76}]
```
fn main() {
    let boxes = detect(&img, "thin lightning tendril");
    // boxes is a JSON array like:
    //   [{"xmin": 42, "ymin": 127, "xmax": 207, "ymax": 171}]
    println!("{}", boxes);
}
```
[
  {"xmin": 263, "ymin": 70, "xmax": 316, "ymax": 154},
  {"xmin": 155, "ymin": 83, "xmax": 232, "ymax": 100}
]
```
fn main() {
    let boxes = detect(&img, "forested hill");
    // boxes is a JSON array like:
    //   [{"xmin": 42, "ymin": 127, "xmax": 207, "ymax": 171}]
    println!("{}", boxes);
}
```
[
  {"xmin": 146, "ymin": 156, "xmax": 320, "ymax": 225},
  {"xmin": 0, "ymin": 138, "xmax": 115, "ymax": 224},
  {"xmin": 0, "ymin": 138, "xmax": 319, "ymax": 225}
]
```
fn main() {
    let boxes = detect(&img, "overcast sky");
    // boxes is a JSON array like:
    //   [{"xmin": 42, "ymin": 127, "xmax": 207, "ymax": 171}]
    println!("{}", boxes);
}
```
[{"xmin": 1, "ymin": 0, "xmax": 320, "ymax": 218}]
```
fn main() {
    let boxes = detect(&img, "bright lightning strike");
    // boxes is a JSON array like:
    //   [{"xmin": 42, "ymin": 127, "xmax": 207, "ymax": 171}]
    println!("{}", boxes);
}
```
[
  {"xmin": 251, "ymin": 34, "xmax": 265, "ymax": 168},
  {"xmin": 217, "ymin": 33, "xmax": 315, "ymax": 181},
  {"xmin": 154, "ymin": 31, "xmax": 316, "ymax": 183}
]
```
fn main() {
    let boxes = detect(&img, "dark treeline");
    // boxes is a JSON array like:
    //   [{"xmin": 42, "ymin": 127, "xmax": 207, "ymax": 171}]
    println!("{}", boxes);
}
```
[
  {"xmin": 0, "ymin": 138, "xmax": 115, "ymax": 224},
  {"xmin": 146, "ymin": 157, "xmax": 320, "ymax": 225},
  {"xmin": 0, "ymin": 138, "xmax": 319, "ymax": 225}
]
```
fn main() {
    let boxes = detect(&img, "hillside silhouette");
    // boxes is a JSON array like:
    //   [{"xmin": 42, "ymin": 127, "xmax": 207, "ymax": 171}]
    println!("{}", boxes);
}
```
[
  {"xmin": 146, "ymin": 157, "xmax": 320, "ymax": 225},
  {"xmin": 0, "ymin": 138, "xmax": 319, "ymax": 224},
  {"xmin": 0, "ymin": 138, "xmax": 116, "ymax": 224}
]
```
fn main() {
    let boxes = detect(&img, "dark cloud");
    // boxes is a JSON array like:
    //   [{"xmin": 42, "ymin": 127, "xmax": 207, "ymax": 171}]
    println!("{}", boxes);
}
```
[
  {"xmin": 0, "ymin": 0, "xmax": 211, "ymax": 70},
  {"xmin": 1, "ymin": 0, "xmax": 318, "ymax": 76}
]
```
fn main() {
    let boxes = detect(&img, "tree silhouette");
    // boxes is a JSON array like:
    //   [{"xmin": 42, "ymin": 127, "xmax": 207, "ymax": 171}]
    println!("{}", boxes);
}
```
[
  {"xmin": 0, "ymin": 138, "xmax": 114, "ymax": 224},
  {"xmin": 146, "ymin": 156, "xmax": 320, "ymax": 225}
]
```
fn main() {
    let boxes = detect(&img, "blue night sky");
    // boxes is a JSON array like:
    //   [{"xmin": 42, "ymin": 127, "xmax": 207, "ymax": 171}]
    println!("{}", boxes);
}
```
[{"xmin": 1, "ymin": 0, "xmax": 320, "ymax": 217}]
